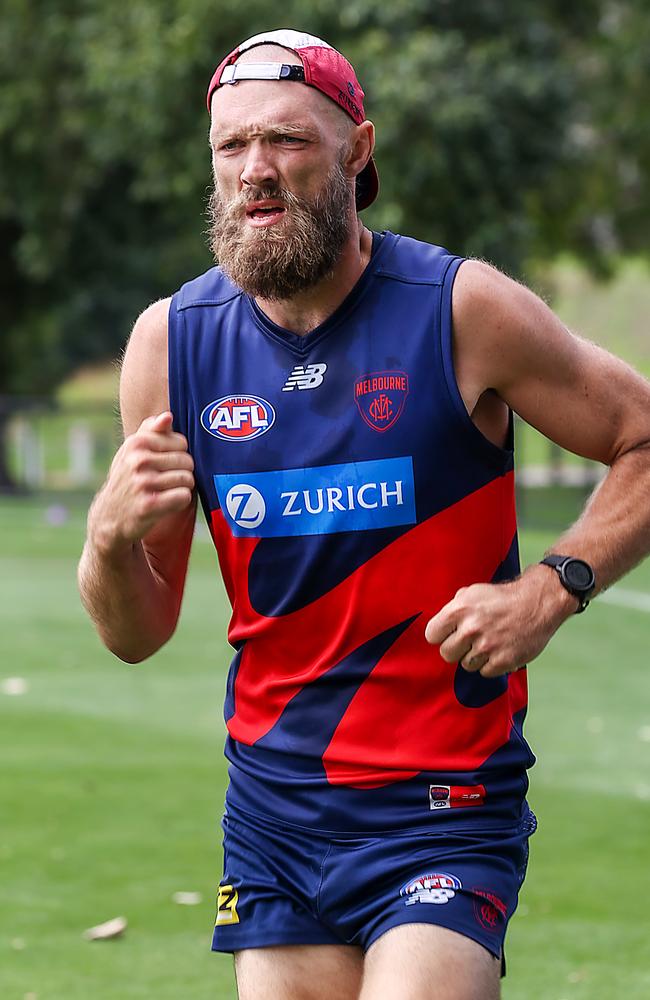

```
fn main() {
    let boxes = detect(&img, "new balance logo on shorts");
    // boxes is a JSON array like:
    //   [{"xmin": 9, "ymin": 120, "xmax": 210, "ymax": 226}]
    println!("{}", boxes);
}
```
[
  {"xmin": 400, "ymin": 872, "xmax": 462, "ymax": 906},
  {"xmin": 282, "ymin": 363, "xmax": 327, "ymax": 391}
]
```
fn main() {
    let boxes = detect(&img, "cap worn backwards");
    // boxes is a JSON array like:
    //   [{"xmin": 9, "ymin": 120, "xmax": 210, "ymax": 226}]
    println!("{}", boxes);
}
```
[{"xmin": 206, "ymin": 29, "xmax": 379, "ymax": 211}]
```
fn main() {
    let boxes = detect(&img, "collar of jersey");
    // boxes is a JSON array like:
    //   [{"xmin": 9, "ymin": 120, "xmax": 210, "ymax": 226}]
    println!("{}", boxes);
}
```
[{"xmin": 245, "ymin": 230, "xmax": 395, "ymax": 356}]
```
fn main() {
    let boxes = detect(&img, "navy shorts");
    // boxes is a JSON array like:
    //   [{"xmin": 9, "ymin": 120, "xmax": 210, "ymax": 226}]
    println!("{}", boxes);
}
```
[{"xmin": 212, "ymin": 805, "xmax": 537, "ymax": 967}]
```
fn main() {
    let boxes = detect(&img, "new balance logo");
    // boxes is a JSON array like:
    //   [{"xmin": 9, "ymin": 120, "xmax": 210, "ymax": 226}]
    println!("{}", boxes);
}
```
[{"xmin": 282, "ymin": 363, "xmax": 327, "ymax": 391}]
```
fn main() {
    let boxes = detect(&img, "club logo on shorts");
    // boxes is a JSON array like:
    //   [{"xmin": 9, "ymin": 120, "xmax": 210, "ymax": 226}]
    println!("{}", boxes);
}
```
[
  {"xmin": 429, "ymin": 783, "xmax": 486, "ymax": 810},
  {"xmin": 354, "ymin": 371, "xmax": 409, "ymax": 432},
  {"xmin": 429, "ymin": 785, "xmax": 451, "ymax": 809},
  {"xmin": 200, "ymin": 395, "xmax": 275, "ymax": 442},
  {"xmin": 215, "ymin": 883, "xmax": 240, "ymax": 925},
  {"xmin": 400, "ymin": 872, "xmax": 462, "ymax": 906},
  {"xmin": 472, "ymin": 889, "xmax": 507, "ymax": 932}
]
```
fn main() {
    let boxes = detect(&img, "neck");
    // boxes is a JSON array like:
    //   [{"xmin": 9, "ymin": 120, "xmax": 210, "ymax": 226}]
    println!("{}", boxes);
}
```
[{"xmin": 254, "ymin": 220, "xmax": 373, "ymax": 335}]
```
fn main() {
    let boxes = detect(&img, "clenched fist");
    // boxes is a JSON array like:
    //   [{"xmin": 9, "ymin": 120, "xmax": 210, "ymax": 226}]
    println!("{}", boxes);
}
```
[
  {"xmin": 424, "ymin": 568, "xmax": 576, "ymax": 678},
  {"xmin": 88, "ymin": 412, "xmax": 195, "ymax": 554}
]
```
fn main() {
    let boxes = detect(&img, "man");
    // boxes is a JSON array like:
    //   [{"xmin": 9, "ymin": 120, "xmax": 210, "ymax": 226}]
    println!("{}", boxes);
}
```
[{"xmin": 78, "ymin": 28, "xmax": 650, "ymax": 1000}]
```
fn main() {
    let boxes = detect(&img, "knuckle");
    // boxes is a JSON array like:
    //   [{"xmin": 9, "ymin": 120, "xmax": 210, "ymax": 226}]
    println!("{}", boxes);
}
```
[
  {"xmin": 133, "ymin": 468, "xmax": 152, "ymax": 491},
  {"xmin": 168, "ymin": 488, "xmax": 190, "ymax": 511},
  {"xmin": 126, "ymin": 428, "xmax": 145, "ymax": 448},
  {"xmin": 137, "ymin": 492, "xmax": 157, "ymax": 517},
  {"xmin": 127, "ymin": 446, "xmax": 149, "ymax": 473},
  {"xmin": 488, "ymin": 655, "xmax": 507, "ymax": 674},
  {"xmin": 463, "ymin": 617, "xmax": 481, "ymax": 639},
  {"xmin": 455, "ymin": 621, "xmax": 474, "ymax": 644}
]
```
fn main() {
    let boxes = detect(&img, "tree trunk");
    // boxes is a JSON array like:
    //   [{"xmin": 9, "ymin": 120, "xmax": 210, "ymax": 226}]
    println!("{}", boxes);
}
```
[{"xmin": 0, "ymin": 399, "xmax": 22, "ymax": 493}]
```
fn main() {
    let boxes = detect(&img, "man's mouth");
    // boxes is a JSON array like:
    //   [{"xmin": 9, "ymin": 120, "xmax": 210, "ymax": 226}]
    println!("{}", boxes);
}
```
[{"xmin": 245, "ymin": 200, "xmax": 287, "ymax": 227}]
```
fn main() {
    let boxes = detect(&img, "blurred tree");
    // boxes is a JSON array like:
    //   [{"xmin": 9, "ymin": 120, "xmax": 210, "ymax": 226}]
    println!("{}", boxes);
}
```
[
  {"xmin": 529, "ymin": 0, "xmax": 650, "ymax": 271},
  {"xmin": 0, "ymin": 0, "xmax": 647, "ymax": 486}
]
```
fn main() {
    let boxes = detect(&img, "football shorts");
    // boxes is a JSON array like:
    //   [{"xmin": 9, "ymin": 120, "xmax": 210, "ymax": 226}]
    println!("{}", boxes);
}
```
[{"xmin": 212, "ymin": 802, "xmax": 537, "ymax": 970}]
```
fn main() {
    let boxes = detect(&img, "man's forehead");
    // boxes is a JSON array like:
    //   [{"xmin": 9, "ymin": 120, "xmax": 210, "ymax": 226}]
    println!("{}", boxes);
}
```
[{"xmin": 210, "ymin": 76, "xmax": 337, "ymax": 133}]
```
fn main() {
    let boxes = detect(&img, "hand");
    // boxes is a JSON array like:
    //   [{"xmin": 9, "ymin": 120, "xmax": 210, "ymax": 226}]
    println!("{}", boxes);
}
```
[
  {"xmin": 89, "ymin": 412, "xmax": 195, "ymax": 554},
  {"xmin": 424, "ymin": 567, "xmax": 577, "ymax": 677}
]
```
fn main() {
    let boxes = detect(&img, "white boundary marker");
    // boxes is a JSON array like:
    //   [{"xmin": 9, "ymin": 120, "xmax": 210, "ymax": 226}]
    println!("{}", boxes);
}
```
[{"xmin": 598, "ymin": 588, "xmax": 650, "ymax": 613}]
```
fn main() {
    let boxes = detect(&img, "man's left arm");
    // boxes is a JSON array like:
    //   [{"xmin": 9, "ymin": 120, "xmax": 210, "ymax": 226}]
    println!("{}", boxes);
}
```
[{"xmin": 425, "ymin": 259, "xmax": 650, "ymax": 677}]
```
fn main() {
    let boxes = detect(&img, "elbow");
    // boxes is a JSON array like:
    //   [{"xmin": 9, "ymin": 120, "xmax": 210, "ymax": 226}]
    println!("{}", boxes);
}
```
[
  {"xmin": 112, "ymin": 648, "xmax": 152, "ymax": 665},
  {"xmin": 102, "ymin": 622, "xmax": 177, "ymax": 664}
]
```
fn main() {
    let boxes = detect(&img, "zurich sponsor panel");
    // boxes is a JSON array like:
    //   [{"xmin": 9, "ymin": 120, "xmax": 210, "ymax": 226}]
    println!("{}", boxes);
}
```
[{"xmin": 214, "ymin": 457, "xmax": 416, "ymax": 537}]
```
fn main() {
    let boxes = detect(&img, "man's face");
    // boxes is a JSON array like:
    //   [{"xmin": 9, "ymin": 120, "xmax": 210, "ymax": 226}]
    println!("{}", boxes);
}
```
[{"xmin": 208, "ymin": 79, "xmax": 354, "ymax": 300}]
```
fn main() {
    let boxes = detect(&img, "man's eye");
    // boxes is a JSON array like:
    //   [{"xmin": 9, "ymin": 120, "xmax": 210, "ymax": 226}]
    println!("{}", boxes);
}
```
[
  {"xmin": 277, "ymin": 135, "xmax": 303, "ymax": 144},
  {"xmin": 219, "ymin": 140, "xmax": 243, "ymax": 151}
]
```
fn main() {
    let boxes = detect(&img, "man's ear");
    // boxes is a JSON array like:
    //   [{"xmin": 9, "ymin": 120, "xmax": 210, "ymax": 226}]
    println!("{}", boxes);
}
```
[{"xmin": 346, "ymin": 120, "xmax": 375, "ymax": 181}]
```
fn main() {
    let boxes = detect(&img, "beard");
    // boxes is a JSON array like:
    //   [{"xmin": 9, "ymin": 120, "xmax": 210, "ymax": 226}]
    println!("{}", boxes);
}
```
[{"xmin": 207, "ymin": 159, "xmax": 353, "ymax": 301}]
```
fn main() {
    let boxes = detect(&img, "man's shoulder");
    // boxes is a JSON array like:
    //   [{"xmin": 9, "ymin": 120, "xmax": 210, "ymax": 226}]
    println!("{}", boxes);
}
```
[
  {"xmin": 375, "ymin": 231, "xmax": 463, "ymax": 286},
  {"xmin": 172, "ymin": 265, "xmax": 243, "ymax": 312}
]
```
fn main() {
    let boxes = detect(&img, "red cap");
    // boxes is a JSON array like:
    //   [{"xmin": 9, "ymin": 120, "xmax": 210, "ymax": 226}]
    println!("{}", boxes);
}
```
[{"xmin": 206, "ymin": 29, "xmax": 379, "ymax": 211}]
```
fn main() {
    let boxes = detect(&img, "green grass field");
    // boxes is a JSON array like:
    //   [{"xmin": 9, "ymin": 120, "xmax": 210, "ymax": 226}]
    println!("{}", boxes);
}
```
[{"xmin": 1, "ymin": 497, "xmax": 649, "ymax": 999}]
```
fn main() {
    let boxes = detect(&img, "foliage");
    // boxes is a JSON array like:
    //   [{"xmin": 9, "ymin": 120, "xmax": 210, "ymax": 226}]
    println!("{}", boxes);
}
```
[{"xmin": 1, "ymin": 0, "xmax": 648, "ymax": 399}]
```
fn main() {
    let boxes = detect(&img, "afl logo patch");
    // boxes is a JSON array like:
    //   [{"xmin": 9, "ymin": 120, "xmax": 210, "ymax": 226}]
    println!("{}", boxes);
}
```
[
  {"xmin": 400, "ymin": 872, "xmax": 462, "ymax": 906},
  {"xmin": 200, "ymin": 395, "xmax": 275, "ymax": 442},
  {"xmin": 354, "ymin": 371, "xmax": 409, "ymax": 432}
]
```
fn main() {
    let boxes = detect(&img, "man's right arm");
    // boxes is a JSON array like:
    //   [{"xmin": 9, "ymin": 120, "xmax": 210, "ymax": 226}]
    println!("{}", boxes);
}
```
[{"xmin": 78, "ymin": 298, "xmax": 197, "ymax": 663}]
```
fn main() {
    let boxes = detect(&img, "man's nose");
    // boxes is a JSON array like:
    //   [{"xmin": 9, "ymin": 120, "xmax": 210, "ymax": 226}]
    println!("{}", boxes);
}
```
[{"xmin": 240, "ymin": 142, "xmax": 278, "ymax": 190}]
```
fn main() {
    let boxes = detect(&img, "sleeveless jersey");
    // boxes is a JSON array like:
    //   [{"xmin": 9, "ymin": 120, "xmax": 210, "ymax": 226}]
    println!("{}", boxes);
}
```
[{"xmin": 168, "ymin": 231, "xmax": 535, "ymax": 834}]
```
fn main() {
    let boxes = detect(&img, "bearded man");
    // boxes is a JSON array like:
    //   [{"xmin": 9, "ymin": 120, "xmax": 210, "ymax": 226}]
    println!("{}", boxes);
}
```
[{"xmin": 79, "ymin": 29, "xmax": 650, "ymax": 1000}]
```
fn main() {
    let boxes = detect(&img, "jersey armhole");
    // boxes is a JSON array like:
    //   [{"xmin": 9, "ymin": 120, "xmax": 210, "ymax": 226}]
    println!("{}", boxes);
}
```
[
  {"xmin": 437, "ymin": 257, "xmax": 514, "ymax": 472},
  {"xmin": 168, "ymin": 295, "xmax": 188, "ymax": 438}
]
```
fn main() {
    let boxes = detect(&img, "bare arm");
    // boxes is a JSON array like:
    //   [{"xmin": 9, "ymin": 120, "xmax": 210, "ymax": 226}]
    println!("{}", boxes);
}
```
[
  {"xmin": 426, "ymin": 260, "xmax": 650, "ymax": 675},
  {"xmin": 78, "ymin": 298, "xmax": 197, "ymax": 662}
]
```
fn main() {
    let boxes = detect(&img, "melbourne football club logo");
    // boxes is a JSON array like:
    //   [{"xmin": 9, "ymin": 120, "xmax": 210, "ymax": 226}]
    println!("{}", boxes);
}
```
[
  {"xmin": 400, "ymin": 872, "xmax": 462, "ymax": 906},
  {"xmin": 428, "ymin": 783, "xmax": 486, "ymax": 810},
  {"xmin": 200, "ymin": 395, "xmax": 275, "ymax": 442},
  {"xmin": 472, "ymin": 888, "xmax": 507, "ymax": 932},
  {"xmin": 354, "ymin": 371, "xmax": 409, "ymax": 432},
  {"xmin": 429, "ymin": 785, "xmax": 451, "ymax": 810}
]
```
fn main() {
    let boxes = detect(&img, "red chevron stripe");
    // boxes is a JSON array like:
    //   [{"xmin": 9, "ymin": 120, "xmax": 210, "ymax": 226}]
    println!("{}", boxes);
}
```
[{"xmin": 210, "ymin": 472, "xmax": 526, "ymax": 786}]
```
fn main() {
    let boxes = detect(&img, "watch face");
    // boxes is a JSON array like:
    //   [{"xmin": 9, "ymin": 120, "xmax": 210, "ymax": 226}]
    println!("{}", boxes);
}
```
[{"xmin": 563, "ymin": 559, "xmax": 595, "ymax": 592}]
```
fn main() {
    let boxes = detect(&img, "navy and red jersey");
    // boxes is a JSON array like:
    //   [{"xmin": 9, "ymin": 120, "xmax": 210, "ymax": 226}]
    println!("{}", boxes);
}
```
[{"xmin": 168, "ymin": 231, "xmax": 535, "ymax": 834}]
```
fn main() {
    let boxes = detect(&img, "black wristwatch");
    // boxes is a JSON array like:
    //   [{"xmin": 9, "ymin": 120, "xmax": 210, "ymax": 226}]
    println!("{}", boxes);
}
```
[{"xmin": 539, "ymin": 555, "xmax": 596, "ymax": 614}]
